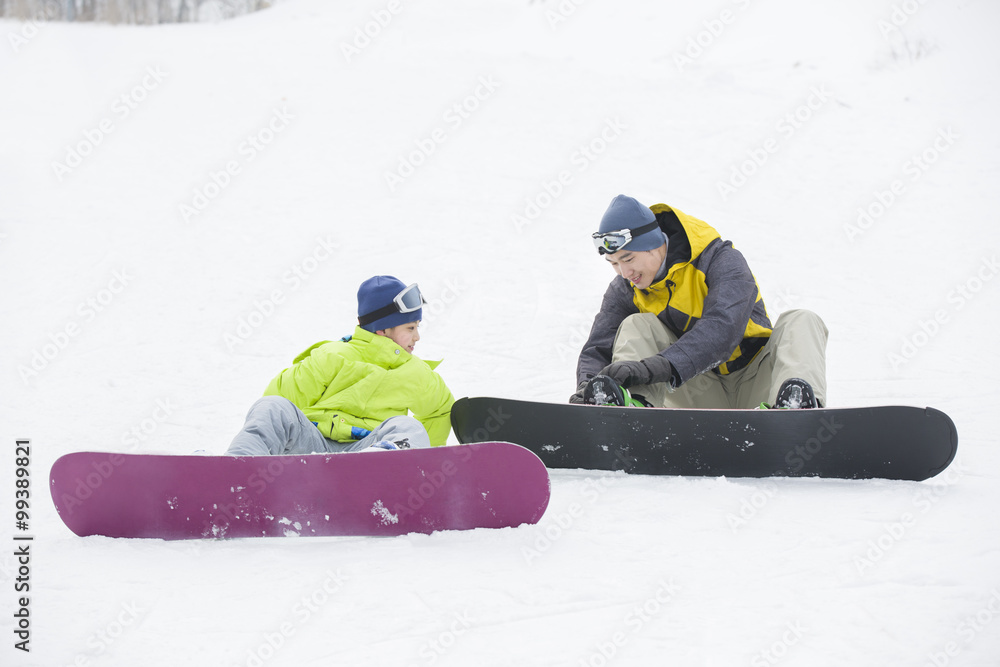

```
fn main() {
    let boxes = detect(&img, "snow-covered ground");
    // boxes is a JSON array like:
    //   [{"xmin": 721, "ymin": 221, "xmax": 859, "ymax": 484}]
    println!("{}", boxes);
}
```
[{"xmin": 2, "ymin": 0, "xmax": 999, "ymax": 665}]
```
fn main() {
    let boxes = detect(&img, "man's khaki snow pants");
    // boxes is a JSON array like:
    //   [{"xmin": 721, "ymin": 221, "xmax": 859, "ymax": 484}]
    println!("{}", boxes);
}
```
[{"xmin": 612, "ymin": 309, "xmax": 829, "ymax": 409}]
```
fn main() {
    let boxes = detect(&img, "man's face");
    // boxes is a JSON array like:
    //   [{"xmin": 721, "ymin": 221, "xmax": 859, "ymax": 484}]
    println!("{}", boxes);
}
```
[
  {"xmin": 605, "ymin": 247, "xmax": 665, "ymax": 290},
  {"xmin": 379, "ymin": 321, "xmax": 420, "ymax": 354}
]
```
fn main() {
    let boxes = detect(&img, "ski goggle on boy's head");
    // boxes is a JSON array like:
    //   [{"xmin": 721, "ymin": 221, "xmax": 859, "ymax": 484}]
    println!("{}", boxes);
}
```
[
  {"xmin": 392, "ymin": 283, "xmax": 426, "ymax": 313},
  {"xmin": 591, "ymin": 221, "xmax": 659, "ymax": 255},
  {"xmin": 358, "ymin": 283, "xmax": 427, "ymax": 327}
]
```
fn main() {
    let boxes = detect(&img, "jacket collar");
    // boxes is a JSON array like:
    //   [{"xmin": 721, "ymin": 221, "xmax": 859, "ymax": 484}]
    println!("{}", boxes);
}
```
[
  {"xmin": 351, "ymin": 326, "xmax": 410, "ymax": 368},
  {"xmin": 292, "ymin": 326, "xmax": 442, "ymax": 370},
  {"xmin": 350, "ymin": 327, "xmax": 443, "ymax": 369}
]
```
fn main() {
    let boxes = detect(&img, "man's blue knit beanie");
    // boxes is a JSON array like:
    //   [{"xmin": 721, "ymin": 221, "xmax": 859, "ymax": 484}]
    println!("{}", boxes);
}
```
[{"xmin": 597, "ymin": 195, "xmax": 664, "ymax": 253}]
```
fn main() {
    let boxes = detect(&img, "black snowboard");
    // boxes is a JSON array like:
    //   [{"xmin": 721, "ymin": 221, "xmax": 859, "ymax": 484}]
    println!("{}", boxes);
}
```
[{"xmin": 450, "ymin": 397, "xmax": 958, "ymax": 481}]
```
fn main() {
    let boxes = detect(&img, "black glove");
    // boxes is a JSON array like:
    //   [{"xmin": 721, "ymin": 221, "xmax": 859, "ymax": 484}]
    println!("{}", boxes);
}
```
[
  {"xmin": 569, "ymin": 379, "xmax": 589, "ymax": 404},
  {"xmin": 600, "ymin": 355, "xmax": 673, "ymax": 389}
]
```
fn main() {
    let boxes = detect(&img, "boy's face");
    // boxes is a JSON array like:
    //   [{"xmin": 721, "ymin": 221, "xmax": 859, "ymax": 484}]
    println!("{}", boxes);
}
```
[
  {"xmin": 378, "ymin": 321, "xmax": 420, "ymax": 354},
  {"xmin": 604, "ymin": 245, "xmax": 667, "ymax": 290}
]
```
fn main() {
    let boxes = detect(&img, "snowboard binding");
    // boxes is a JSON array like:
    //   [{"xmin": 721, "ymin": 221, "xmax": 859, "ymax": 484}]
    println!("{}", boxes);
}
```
[
  {"xmin": 583, "ymin": 375, "xmax": 652, "ymax": 408},
  {"xmin": 761, "ymin": 378, "xmax": 820, "ymax": 409}
]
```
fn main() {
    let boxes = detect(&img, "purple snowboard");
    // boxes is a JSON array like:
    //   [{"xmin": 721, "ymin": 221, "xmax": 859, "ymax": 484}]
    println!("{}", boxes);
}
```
[{"xmin": 50, "ymin": 442, "xmax": 550, "ymax": 540}]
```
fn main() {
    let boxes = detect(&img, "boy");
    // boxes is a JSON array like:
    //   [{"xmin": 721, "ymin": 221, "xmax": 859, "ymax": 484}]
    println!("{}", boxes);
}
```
[
  {"xmin": 226, "ymin": 275, "xmax": 454, "ymax": 456},
  {"xmin": 573, "ymin": 194, "xmax": 828, "ymax": 409}
]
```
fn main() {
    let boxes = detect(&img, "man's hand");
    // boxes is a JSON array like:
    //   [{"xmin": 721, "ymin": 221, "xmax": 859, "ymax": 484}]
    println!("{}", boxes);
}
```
[
  {"xmin": 569, "ymin": 379, "xmax": 589, "ymax": 404},
  {"xmin": 600, "ymin": 355, "xmax": 673, "ymax": 388}
]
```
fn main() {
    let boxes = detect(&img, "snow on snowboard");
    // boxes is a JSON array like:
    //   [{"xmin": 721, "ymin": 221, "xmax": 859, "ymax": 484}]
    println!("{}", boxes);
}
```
[
  {"xmin": 451, "ymin": 397, "xmax": 958, "ymax": 481},
  {"xmin": 49, "ymin": 442, "xmax": 550, "ymax": 540}
]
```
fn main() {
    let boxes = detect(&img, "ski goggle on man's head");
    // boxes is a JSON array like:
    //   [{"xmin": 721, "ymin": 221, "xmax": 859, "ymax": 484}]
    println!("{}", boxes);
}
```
[
  {"xmin": 358, "ymin": 283, "xmax": 426, "ymax": 327},
  {"xmin": 592, "ymin": 221, "xmax": 659, "ymax": 255}
]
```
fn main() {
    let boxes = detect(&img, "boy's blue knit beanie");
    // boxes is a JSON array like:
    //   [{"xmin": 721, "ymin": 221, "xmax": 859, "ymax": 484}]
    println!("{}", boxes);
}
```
[{"xmin": 357, "ymin": 275, "xmax": 421, "ymax": 332}]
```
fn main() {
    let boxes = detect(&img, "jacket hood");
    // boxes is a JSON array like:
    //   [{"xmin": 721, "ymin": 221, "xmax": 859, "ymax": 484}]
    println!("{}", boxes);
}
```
[{"xmin": 650, "ymin": 204, "xmax": 722, "ymax": 273}]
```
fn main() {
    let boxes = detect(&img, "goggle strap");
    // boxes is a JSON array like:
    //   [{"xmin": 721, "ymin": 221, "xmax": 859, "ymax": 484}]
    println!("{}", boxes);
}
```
[
  {"xmin": 621, "ymin": 220, "xmax": 659, "ymax": 238},
  {"xmin": 358, "ymin": 302, "xmax": 400, "ymax": 327},
  {"xmin": 594, "ymin": 220, "xmax": 660, "ymax": 246}
]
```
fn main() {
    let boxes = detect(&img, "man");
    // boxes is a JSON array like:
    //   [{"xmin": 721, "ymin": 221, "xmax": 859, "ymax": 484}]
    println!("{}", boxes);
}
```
[
  {"xmin": 226, "ymin": 275, "xmax": 454, "ymax": 456},
  {"xmin": 572, "ymin": 194, "xmax": 828, "ymax": 409}
]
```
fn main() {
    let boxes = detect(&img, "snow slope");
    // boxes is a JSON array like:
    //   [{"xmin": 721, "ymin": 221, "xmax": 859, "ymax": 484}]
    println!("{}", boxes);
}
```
[{"xmin": 2, "ymin": 0, "xmax": 999, "ymax": 665}]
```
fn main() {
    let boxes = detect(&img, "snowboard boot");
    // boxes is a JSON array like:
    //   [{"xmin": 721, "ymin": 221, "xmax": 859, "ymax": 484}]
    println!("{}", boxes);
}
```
[
  {"xmin": 360, "ymin": 440, "xmax": 400, "ymax": 453},
  {"xmin": 763, "ymin": 378, "xmax": 820, "ymax": 409},
  {"xmin": 583, "ymin": 375, "xmax": 652, "ymax": 407}
]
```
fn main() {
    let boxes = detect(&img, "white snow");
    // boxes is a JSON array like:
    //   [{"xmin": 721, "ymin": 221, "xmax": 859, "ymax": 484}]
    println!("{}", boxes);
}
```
[
  {"xmin": 371, "ymin": 500, "xmax": 400, "ymax": 527},
  {"xmin": 2, "ymin": 0, "xmax": 1000, "ymax": 665}
]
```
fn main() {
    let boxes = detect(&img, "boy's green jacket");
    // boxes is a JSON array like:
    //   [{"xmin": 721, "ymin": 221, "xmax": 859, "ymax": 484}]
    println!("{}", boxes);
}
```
[{"xmin": 263, "ymin": 326, "xmax": 454, "ymax": 446}]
